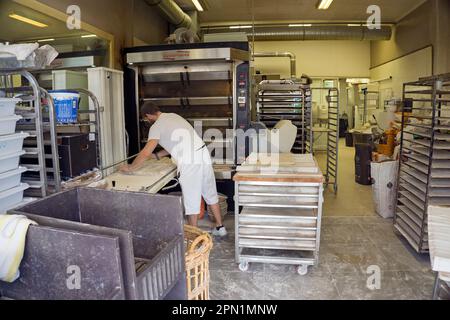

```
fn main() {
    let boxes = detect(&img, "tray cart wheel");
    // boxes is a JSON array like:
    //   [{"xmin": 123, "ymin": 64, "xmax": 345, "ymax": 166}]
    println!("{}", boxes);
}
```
[
  {"xmin": 297, "ymin": 265, "xmax": 309, "ymax": 276},
  {"xmin": 239, "ymin": 261, "xmax": 250, "ymax": 272}
]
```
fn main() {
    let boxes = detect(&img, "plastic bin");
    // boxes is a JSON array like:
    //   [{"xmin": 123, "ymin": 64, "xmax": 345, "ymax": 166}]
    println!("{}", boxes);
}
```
[
  {"xmin": 0, "ymin": 115, "xmax": 22, "ymax": 135},
  {"xmin": 0, "ymin": 150, "xmax": 26, "ymax": 174},
  {"xmin": 0, "ymin": 98, "xmax": 20, "ymax": 117},
  {"xmin": 0, "ymin": 166, "xmax": 27, "ymax": 193},
  {"xmin": 0, "ymin": 132, "xmax": 29, "ymax": 156},
  {"xmin": 48, "ymin": 90, "xmax": 80, "ymax": 123},
  {"xmin": 371, "ymin": 161, "xmax": 399, "ymax": 218},
  {"xmin": 7, "ymin": 188, "xmax": 187, "ymax": 300},
  {"xmin": 0, "ymin": 183, "xmax": 29, "ymax": 214}
]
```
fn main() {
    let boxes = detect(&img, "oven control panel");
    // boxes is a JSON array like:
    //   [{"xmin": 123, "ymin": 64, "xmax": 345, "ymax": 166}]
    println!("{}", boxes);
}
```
[{"xmin": 235, "ymin": 63, "xmax": 250, "ymax": 164}]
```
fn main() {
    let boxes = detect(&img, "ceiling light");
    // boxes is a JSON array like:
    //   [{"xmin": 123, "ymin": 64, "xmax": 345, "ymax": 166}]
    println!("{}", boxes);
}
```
[
  {"xmin": 191, "ymin": 0, "xmax": 204, "ymax": 12},
  {"xmin": 289, "ymin": 24, "xmax": 312, "ymax": 27},
  {"xmin": 9, "ymin": 13, "xmax": 48, "ymax": 28},
  {"xmin": 229, "ymin": 25, "xmax": 253, "ymax": 29},
  {"xmin": 81, "ymin": 34, "xmax": 97, "ymax": 38},
  {"xmin": 317, "ymin": 0, "xmax": 334, "ymax": 10},
  {"xmin": 347, "ymin": 24, "xmax": 362, "ymax": 27},
  {"xmin": 38, "ymin": 38, "xmax": 55, "ymax": 43}
]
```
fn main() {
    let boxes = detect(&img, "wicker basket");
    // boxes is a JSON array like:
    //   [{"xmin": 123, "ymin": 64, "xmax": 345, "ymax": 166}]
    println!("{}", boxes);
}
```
[
  {"xmin": 207, "ymin": 193, "xmax": 228, "ymax": 223},
  {"xmin": 184, "ymin": 225, "xmax": 213, "ymax": 300}
]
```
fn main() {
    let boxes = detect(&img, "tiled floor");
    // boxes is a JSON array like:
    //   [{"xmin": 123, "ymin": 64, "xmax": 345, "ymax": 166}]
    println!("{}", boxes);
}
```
[
  {"xmin": 205, "ymin": 215, "xmax": 434, "ymax": 300},
  {"xmin": 203, "ymin": 140, "xmax": 435, "ymax": 300}
]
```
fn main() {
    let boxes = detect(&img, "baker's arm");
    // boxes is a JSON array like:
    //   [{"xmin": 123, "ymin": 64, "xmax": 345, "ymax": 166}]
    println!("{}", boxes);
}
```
[
  {"xmin": 153, "ymin": 149, "xmax": 170, "ymax": 160},
  {"xmin": 120, "ymin": 139, "xmax": 158, "ymax": 172}
]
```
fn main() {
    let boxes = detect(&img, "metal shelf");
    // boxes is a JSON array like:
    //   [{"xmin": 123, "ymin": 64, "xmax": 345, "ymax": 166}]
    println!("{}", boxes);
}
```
[
  {"xmin": 234, "ymin": 156, "xmax": 324, "ymax": 275},
  {"xmin": 394, "ymin": 74, "xmax": 450, "ymax": 253},
  {"xmin": 0, "ymin": 70, "xmax": 58, "ymax": 198},
  {"xmin": 308, "ymin": 87, "xmax": 340, "ymax": 194},
  {"xmin": 257, "ymin": 80, "xmax": 310, "ymax": 155}
]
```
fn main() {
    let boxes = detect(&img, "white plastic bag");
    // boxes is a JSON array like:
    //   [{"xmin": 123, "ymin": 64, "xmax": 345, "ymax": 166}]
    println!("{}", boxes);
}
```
[{"xmin": 371, "ymin": 160, "xmax": 399, "ymax": 219}]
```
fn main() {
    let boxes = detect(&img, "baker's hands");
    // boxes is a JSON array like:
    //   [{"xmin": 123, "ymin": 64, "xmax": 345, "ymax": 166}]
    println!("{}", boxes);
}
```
[{"xmin": 119, "ymin": 164, "xmax": 132, "ymax": 174}]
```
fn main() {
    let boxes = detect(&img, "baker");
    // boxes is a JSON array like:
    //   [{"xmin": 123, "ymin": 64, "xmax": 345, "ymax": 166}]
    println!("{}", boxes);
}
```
[{"xmin": 120, "ymin": 102, "xmax": 227, "ymax": 237}]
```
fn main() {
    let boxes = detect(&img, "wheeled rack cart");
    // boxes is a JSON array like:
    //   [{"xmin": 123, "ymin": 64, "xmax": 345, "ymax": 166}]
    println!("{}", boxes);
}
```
[
  {"xmin": 394, "ymin": 73, "xmax": 450, "ymax": 253},
  {"xmin": 257, "ymin": 80, "xmax": 311, "ymax": 154},
  {"xmin": 233, "ymin": 153, "xmax": 324, "ymax": 275},
  {"xmin": 307, "ymin": 87, "xmax": 340, "ymax": 194}
]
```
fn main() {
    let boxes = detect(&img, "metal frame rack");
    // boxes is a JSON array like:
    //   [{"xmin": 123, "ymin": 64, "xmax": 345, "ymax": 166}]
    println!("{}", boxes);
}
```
[
  {"xmin": 256, "ymin": 80, "xmax": 311, "ymax": 154},
  {"xmin": 0, "ymin": 69, "xmax": 103, "ymax": 196},
  {"xmin": 394, "ymin": 74, "xmax": 450, "ymax": 253},
  {"xmin": 0, "ymin": 69, "xmax": 60, "ymax": 197},
  {"xmin": 308, "ymin": 88, "xmax": 340, "ymax": 194},
  {"xmin": 359, "ymin": 89, "xmax": 380, "ymax": 125},
  {"xmin": 233, "ymin": 155, "xmax": 324, "ymax": 276}
]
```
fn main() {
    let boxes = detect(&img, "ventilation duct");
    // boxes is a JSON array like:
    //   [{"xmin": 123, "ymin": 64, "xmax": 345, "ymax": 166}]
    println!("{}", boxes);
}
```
[
  {"xmin": 202, "ymin": 25, "xmax": 392, "ymax": 41},
  {"xmin": 253, "ymin": 52, "xmax": 297, "ymax": 79},
  {"xmin": 145, "ymin": 0, "xmax": 192, "ymax": 29}
]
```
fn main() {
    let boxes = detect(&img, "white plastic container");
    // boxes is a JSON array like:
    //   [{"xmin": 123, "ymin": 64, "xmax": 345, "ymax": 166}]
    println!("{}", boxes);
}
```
[
  {"xmin": 0, "ymin": 183, "xmax": 29, "ymax": 214},
  {"xmin": 0, "ymin": 167, "xmax": 27, "ymax": 193},
  {"xmin": 0, "ymin": 98, "xmax": 20, "ymax": 117},
  {"xmin": 0, "ymin": 115, "xmax": 22, "ymax": 135},
  {"xmin": 0, "ymin": 132, "xmax": 29, "ymax": 156},
  {"xmin": 0, "ymin": 150, "xmax": 26, "ymax": 174},
  {"xmin": 371, "ymin": 160, "xmax": 399, "ymax": 219}
]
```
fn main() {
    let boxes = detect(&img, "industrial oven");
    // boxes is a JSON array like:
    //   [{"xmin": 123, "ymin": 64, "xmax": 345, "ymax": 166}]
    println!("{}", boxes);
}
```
[{"xmin": 124, "ymin": 42, "xmax": 251, "ymax": 179}]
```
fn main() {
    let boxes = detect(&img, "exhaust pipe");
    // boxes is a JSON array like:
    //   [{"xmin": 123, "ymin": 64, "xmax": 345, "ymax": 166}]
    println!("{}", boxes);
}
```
[
  {"xmin": 253, "ymin": 52, "xmax": 297, "ymax": 79},
  {"xmin": 145, "ymin": 0, "xmax": 192, "ymax": 29}
]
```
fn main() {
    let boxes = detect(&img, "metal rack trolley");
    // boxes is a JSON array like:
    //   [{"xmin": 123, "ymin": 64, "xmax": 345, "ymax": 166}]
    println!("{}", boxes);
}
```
[
  {"xmin": 257, "ymin": 80, "xmax": 311, "ymax": 154},
  {"xmin": 359, "ymin": 89, "xmax": 380, "ymax": 124},
  {"xmin": 394, "ymin": 74, "xmax": 450, "ymax": 253},
  {"xmin": 308, "ymin": 88, "xmax": 340, "ymax": 194},
  {"xmin": 0, "ymin": 68, "xmax": 60, "ymax": 197},
  {"xmin": 233, "ymin": 155, "xmax": 324, "ymax": 275}
]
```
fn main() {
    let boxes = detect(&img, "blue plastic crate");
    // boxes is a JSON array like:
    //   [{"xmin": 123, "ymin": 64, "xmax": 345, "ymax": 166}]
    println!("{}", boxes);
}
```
[{"xmin": 48, "ymin": 90, "xmax": 80, "ymax": 123}]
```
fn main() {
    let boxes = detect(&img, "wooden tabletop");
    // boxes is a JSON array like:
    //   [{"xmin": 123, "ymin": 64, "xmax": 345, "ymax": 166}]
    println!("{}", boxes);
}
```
[{"xmin": 234, "ymin": 153, "xmax": 324, "ymax": 183}]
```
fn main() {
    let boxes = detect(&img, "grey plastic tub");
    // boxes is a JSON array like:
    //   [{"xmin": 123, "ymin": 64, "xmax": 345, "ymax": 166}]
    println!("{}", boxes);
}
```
[
  {"xmin": 0, "ymin": 98, "xmax": 20, "ymax": 117},
  {"xmin": 0, "ymin": 115, "xmax": 22, "ymax": 135},
  {"xmin": 5, "ymin": 188, "xmax": 187, "ymax": 300},
  {"xmin": 0, "ymin": 132, "xmax": 29, "ymax": 156},
  {"xmin": 0, "ymin": 167, "xmax": 27, "ymax": 193},
  {"xmin": 0, "ymin": 150, "xmax": 25, "ymax": 175}
]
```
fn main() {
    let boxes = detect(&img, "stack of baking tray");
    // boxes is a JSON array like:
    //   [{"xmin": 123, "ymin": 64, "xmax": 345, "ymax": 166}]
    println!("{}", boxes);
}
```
[
  {"xmin": 234, "ymin": 153, "xmax": 324, "ymax": 275},
  {"xmin": 257, "ymin": 81, "xmax": 311, "ymax": 154},
  {"xmin": 394, "ymin": 74, "xmax": 450, "ymax": 253}
]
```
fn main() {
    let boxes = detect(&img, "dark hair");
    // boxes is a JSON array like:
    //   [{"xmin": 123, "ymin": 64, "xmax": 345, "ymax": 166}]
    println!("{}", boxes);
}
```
[{"xmin": 140, "ymin": 102, "xmax": 160, "ymax": 117}]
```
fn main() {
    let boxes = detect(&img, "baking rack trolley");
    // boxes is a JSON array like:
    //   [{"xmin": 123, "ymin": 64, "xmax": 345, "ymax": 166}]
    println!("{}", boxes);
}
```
[{"xmin": 233, "ymin": 166, "xmax": 324, "ymax": 275}]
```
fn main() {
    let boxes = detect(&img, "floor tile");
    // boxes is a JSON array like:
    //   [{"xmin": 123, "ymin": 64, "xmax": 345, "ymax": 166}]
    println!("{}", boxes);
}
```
[
  {"xmin": 322, "ymin": 242, "xmax": 391, "ymax": 275},
  {"xmin": 321, "ymin": 223, "xmax": 371, "ymax": 244},
  {"xmin": 333, "ymin": 271, "xmax": 419, "ymax": 300},
  {"xmin": 210, "ymin": 270, "xmax": 266, "ymax": 300}
]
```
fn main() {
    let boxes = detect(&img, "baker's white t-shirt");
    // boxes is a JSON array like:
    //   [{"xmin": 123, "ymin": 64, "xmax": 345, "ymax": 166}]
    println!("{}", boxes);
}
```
[{"xmin": 148, "ymin": 113, "xmax": 205, "ymax": 165}]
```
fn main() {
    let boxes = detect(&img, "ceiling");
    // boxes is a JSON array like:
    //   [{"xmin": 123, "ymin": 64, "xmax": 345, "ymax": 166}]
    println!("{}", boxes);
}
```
[
  {"xmin": 176, "ymin": 0, "xmax": 427, "ymax": 25},
  {"xmin": 0, "ymin": 0, "xmax": 87, "ymax": 42}
]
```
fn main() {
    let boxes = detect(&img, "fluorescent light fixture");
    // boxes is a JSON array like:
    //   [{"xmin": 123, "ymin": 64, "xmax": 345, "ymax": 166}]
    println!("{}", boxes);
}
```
[
  {"xmin": 229, "ymin": 25, "xmax": 253, "ymax": 29},
  {"xmin": 81, "ymin": 34, "xmax": 97, "ymax": 38},
  {"xmin": 346, "ymin": 78, "xmax": 370, "ymax": 84},
  {"xmin": 9, "ymin": 13, "xmax": 48, "ymax": 28},
  {"xmin": 38, "ymin": 38, "xmax": 55, "ymax": 42},
  {"xmin": 289, "ymin": 24, "xmax": 312, "ymax": 27},
  {"xmin": 317, "ymin": 0, "xmax": 334, "ymax": 10},
  {"xmin": 348, "ymin": 24, "xmax": 362, "ymax": 27},
  {"xmin": 191, "ymin": 0, "xmax": 204, "ymax": 11}
]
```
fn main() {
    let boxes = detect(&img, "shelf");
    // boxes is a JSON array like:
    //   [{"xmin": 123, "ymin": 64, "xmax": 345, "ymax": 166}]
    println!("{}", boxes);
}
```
[{"xmin": 405, "ymin": 90, "xmax": 450, "ymax": 95}]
